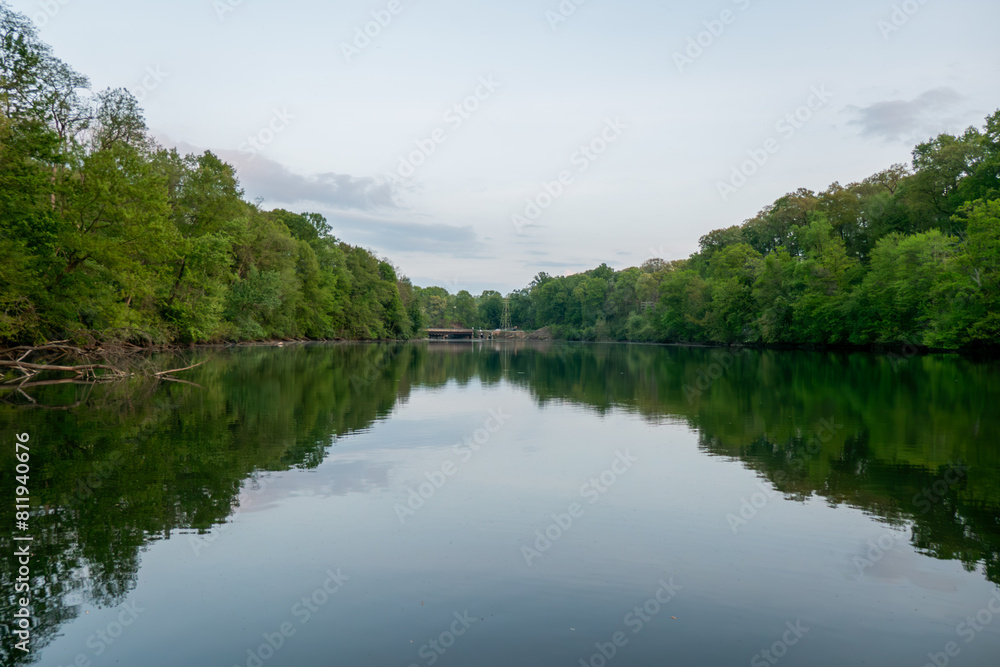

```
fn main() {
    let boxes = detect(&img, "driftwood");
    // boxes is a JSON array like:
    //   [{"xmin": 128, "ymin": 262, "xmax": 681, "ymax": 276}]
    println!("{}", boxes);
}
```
[
  {"xmin": 0, "ymin": 360, "xmax": 123, "ymax": 373},
  {"xmin": 154, "ymin": 360, "xmax": 206, "ymax": 376},
  {"xmin": 0, "ymin": 343, "xmax": 205, "ymax": 387}
]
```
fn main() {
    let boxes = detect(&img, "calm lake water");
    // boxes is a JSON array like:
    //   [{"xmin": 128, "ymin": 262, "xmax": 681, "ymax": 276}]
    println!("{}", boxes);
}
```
[{"xmin": 2, "ymin": 342, "xmax": 1000, "ymax": 667}]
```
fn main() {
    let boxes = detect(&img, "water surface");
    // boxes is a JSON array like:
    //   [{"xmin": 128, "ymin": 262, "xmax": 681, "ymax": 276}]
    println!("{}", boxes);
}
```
[{"xmin": 2, "ymin": 342, "xmax": 999, "ymax": 666}]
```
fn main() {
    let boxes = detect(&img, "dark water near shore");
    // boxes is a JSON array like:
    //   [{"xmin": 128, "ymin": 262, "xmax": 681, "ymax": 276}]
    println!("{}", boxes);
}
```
[{"xmin": 2, "ymin": 342, "xmax": 999, "ymax": 667}]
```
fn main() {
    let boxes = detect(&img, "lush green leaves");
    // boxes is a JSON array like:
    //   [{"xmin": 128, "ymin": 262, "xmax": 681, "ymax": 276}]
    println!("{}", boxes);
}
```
[{"xmin": 0, "ymin": 6, "xmax": 415, "ymax": 345}]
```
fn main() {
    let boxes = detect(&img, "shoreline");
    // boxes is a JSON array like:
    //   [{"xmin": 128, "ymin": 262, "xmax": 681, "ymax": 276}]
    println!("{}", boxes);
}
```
[
  {"xmin": 4, "ymin": 335, "xmax": 996, "ymax": 363},
  {"xmin": 184, "ymin": 337, "xmax": 999, "ymax": 356}
]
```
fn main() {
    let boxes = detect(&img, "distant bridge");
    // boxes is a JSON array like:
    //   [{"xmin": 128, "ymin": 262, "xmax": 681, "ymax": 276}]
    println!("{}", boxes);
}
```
[
  {"xmin": 427, "ymin": 328, "xmax": 477, "ymax": 340},
  {"xmin": 426, "ymin": 328, "xmax": 518, "ymax": 340}
]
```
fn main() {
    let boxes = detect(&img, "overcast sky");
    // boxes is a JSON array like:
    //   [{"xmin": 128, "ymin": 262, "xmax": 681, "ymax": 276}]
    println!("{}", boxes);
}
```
[{"xmin": 13, "ymin": 0, "xmax": 1000, "ymax": 293}]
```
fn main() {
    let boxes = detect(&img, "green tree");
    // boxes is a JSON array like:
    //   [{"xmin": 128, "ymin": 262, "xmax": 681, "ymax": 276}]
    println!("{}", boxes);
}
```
[
  {"xmin": 943, "ymin": 199, "xmax": 1000, "ymax": 347},
  {"xmin": 850, "ymin": 230, "xmax": 961, "ymax": 345},
  {"xmin": 453, "ymin": 290, "xmax": 477, "ymax": 327},
  {"xmin": 788, "ymin": 214, "xmax": 859, "ymax": 343},
  {"xmin": 477, "ymin": 290, "xmax": 504, "ymax": 329},
  {"xmin": 705, "ymin": 243, "xmax": 762, "ymax": 342}
]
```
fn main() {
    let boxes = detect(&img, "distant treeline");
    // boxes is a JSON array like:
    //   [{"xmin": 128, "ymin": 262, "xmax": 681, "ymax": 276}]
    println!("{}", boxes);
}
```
[
  {"xmin": 0, "ymin": 5, "xmax": 421, "ymax": 345},
  {"xmin": 418, "ymin": 110, "xmax": 1000, "ymax": 350}
]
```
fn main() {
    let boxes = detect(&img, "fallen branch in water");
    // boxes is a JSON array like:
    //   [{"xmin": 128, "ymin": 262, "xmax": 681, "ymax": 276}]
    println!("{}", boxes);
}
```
[
  {"xmin": 154, "ymin": 360, "xmax": 206, "ymax": 377},
  {"xmin": 0, "ymin": 343, "xmax": 204, "ymax": 387},
  {"xmin": 0, "ymin": 360, "xmax": 123, "ymax": 373},
  {"xmin": 0, "ymin": 360, "xmax": 128, "ymax": 384}
]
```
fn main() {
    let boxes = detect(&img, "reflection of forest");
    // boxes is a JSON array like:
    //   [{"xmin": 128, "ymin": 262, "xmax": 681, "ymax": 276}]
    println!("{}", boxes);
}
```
[{"xmin": 1, "ymin": 342, "xmax": 998, "ymax": 663}]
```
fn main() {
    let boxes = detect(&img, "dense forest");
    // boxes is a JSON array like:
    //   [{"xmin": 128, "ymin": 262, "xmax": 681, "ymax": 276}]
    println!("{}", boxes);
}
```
[
  {"xmin": 0, "ymin": 4, "xmax": 421, "ymax": 345},
  {"xmin": 3, "ymin": 3, "xmax": 997, "ymax": 350},
  {"xmin": 418, "ymin": 110, "xmax": 1000, "ymax": 350}
]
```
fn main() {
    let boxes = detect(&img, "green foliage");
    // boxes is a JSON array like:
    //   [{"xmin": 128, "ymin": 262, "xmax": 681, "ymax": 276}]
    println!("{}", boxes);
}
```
[
  {"xmin": 478, "ymin": 290, "xmax": 504, "ymax": 329},
  {"xmin": 941, "ymin": 198, "xmax": 1000, "ymax": 348},
  {"xmin": 0, "ymin": 7, "xmax": 414, "ymax": 345},
  {"xmin": 453, "ymin": 290, "xmax": 477, "ymax": 327},
  {"xmin": 485, "ymin": 112, "xmax": 1000, "ymax": 351}
]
